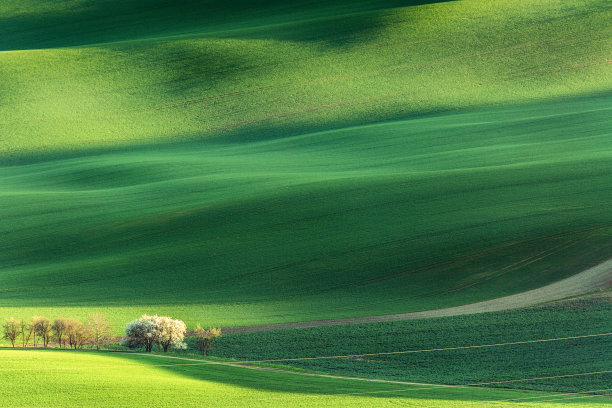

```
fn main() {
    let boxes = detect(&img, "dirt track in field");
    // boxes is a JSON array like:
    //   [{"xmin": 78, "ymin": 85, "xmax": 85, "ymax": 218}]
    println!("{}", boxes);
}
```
[{"xmin": 222, "ymin": 259, "xmax": 612, "ymax": 334}]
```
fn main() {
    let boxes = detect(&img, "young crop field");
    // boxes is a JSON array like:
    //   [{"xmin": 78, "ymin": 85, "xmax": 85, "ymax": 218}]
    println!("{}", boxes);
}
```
[
  {"xmin": 1, "ymin": 94, "xmax": 612, "ymax": 329},
  {"xmin": 205, "ymin": 293, "xmax": 612, "ymax": 393},
  {"xmin": 1, "ymin": 349, "xmax": 611, "ymax": 407},
  {"xmin": 1, "ymin": 0, "xmax": 611, "ymax": 406},
  {"xmin": 1, "ymin": 0, "xmax": 610, "ymax": 156}
]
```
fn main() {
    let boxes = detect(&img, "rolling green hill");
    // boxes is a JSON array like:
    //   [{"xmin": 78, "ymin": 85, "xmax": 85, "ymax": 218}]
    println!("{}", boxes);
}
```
[
  {"xmin": 1, "ymin": 0, "xmax": 610, "ymax": 157},
  {"xmin": 1, "ymin": 0, "xmax": 611, "ymax": 330},
  {"xmin": 2, "ymin": 95, "xmax": 612, "ymax": 329},
  {"xmin": 2, "ymin": 0, "xmax": 611, "ymax": 405}
]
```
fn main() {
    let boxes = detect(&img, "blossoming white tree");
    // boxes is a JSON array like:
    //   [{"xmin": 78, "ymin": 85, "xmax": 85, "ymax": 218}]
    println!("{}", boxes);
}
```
[
  {"xmin": 123, "ymin": 315, "xmax": 186, "ymax": 352},
  {"xmin": 123, "ymin": 315, "xmax": 157, "ymax": 352},
  {"xmin": 156, "ymin": 316, "xmax": 187, "ymax": 352}
]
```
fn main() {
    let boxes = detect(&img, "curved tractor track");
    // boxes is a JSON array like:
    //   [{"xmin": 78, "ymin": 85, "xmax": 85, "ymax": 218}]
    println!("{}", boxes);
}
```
[{"xmin": 223, "ymin": 259, "xmax": 612, "ymax": 334}]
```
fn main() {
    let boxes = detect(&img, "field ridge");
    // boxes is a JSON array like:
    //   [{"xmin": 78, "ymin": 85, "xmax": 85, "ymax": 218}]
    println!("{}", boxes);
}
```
[{"xmin": 224, "ymin": 259, "xmax": 612, "ymax": 333}]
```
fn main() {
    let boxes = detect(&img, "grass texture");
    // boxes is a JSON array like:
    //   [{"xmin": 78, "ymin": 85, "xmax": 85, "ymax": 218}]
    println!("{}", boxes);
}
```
[
  {"xmin": 1, "ymin": 1, "xmax": 611, "ymax": 406},
  {"xmin": 206, "ymin": 294, "xmax": 612, "ymax": 393},
  {"xmin": 1, "ymin": 0, "xmax": 611, "ymax": 328},
  {"xmin": 1, "ymin": 95, "xmax": 612, "ymax": 329},
  {"xmin": 0, "ymin": 349, "xmax": 611, "ymax": 407},
  {"xmin": 1, "ymin": 0, "xmax": 610, "ymax": 156}
]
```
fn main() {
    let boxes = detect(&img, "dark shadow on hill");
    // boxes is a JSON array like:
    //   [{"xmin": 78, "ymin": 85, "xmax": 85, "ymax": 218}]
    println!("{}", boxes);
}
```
[
  {"xmin": 1, "ymin": 93, "xmax": 612, "ymax": 316},
  {"xmin": 99, "ymin": 351, "xmax": 512, "ymax": 402},
  {"xmin": 0, "ymin": 0, "xmax": 456, "ymax": 51},
  {"xmin": 208, "ymin": 0, "xmax": 458, "ymax": 49}
]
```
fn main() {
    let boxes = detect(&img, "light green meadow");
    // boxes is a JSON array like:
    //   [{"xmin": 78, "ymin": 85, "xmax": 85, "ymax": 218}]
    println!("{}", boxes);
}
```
[
  {"xmin": 1, "ymin": 0, "xmax": 609, "ymax": 156},
  {"xmin": 1, "ymin": 349, "xmax": 610, "ymax": 407}
]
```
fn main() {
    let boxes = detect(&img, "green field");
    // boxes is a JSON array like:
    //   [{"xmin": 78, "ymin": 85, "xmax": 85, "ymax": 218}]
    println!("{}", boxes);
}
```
[
  {"xmin": 1, "ymin": 0, "xmax": 611, "ymax": 405},
  {"xmin": 2, "ymin": 94, "xmax": 612, "ymax": 329},
  {"xmin": 205, "ymin": 294, "xmax": 612, "ymax": 393},
  {"xmin": 1, "ymin": 0, "xmax": 610, "ymax": 157},
  {"xmin": 1, "ymin": 349, "xmax": 611, "ymax": 407},
  {"xmin": 2, "ymin": 0, "xmax": 611, "ymax": 329}
]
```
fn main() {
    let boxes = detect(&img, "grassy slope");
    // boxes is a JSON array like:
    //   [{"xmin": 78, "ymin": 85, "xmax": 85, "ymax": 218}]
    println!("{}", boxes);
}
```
[
  {"xmin": 205, "ymin": 294, "xmax": 612, "ymax": 393},
  {"xmin": 0, "ymin": 0, "xmax": 422, "ymax": 50},
  {"xmin": 1, "ymin": 349, "xmax": 610, "ymax": 407},
  {"xmin": 1, "ymin": 95, "xmax": 612, "ymax": 329},
  {"xmin": 1, "ymin": 0, "xmax": 611, "ymax": 329},
  {"xmin": 1, "ymin": 0, "xmax": 610, "ymax": 156},
  {"xmin": 1, "ymin": 1, "xmax": 611, "ymax": 405}
]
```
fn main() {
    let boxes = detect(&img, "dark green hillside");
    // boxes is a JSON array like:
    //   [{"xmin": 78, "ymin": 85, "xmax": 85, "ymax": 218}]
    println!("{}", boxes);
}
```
[
  {"xmin": 1, "ymin": 95, "xmax": 611, "ymax": 328},
  {"xmin": 210, "ymin": 294, "xmax": 612, "ymax": 392},
  {"xmin": 0, "ymin": 0, "xmax": 444, "ymax": 50},
  {"xmin": 1, "ymin": 0, "xmax": 611, "ymax": 329}
]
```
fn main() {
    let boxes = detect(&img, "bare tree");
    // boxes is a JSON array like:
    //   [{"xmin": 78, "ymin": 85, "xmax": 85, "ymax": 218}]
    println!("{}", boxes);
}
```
[
  {"xmin": 2, "ymin": 318, "xmax": 20, "ymax": 347},
  {"xmin": 193, "ymin": 325, "xmax": 222, "ymax": 356},
  {"xmin": 52, "ymin": 318, "xmax": 68, "ymax": 348},
  {"xmin": 30, "ymin": 317, "xmax": 42, "ymax": 347},
  {"xmin": 85, "ymin": 313, "xmax": 113, "ymax": 350},
  {"xmin": 75, "ymin": 328, "xmax": 91, "ymax": 349},
  {"xmin": 65, "ymin": 318, "xmax": 89, "ymax": 349},
  {"xmin": 20, "ymin": 319, "xmax": 32, "ymax": 347},
  {"xmin": 34, "ymin": 317, "xmax": 52, "ymax": 348}
]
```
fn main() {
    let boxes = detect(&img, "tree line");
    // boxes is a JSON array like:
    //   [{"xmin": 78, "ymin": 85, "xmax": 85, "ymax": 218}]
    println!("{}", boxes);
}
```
[
  {"xmin": 3, "ymin": 314, "xmax": 221, "ymax": 355},
  {"xmin": 2, "ymin": 313, "xmax": 112, "ymax": 350}
]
